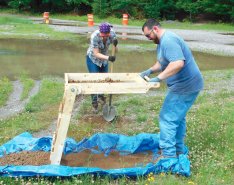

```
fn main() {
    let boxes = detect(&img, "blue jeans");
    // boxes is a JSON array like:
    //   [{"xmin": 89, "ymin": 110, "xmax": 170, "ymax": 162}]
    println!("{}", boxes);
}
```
[
  {"xmin": 159, "ymin": 91, "xmax": 199, "ymax": 157},
  {"xmin": 86, "ymin": 55, "xmax": 108, "ymax": 104}
]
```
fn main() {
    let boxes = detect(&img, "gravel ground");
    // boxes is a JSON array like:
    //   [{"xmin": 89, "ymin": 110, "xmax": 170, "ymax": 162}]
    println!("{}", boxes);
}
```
[{"xmin": 38, "ymin": 18, "xmax": 234, "ymax": 56}]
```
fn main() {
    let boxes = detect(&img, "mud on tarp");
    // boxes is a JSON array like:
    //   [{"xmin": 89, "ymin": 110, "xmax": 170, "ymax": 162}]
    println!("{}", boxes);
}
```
[{"xmin": 0, "ymin": 132, "xmax": 190, "ymax": 177}]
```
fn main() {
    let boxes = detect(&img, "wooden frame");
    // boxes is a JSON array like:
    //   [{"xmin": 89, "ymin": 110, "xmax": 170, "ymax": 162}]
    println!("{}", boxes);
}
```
[{"xmin": 50, "ymin": 73, "xmax": 160, "ymax": 165}]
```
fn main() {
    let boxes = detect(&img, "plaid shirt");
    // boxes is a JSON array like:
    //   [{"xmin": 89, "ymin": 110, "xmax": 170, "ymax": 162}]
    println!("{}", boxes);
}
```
[{"xmin": 87, "ymin": 29, "xmax": 117, "ymax": 67}]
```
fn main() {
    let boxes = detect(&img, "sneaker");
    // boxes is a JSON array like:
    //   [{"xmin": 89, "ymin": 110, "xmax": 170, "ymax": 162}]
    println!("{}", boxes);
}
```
[{"xmin": 92, "ymin": 102, "xmax": 98, "ymax": 114}]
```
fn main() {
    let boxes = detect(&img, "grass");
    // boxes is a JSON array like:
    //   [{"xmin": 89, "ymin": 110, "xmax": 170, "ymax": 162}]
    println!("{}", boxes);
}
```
[
  {"xmin": 19, "ymin": 72, "xmax": 35, "ymax": 100},
  {"xmin": 0, "ymin": 70, "xmax": 233, "ymax": 184},
  {"xmin": 0, "ymin": 15, "xmax": 83, "ymax": 42},
  {"xmin": 0, "ymin": 77, "xmax": 63, "ymax": 144},
  {"xmin": 0, "ymin": 77, "xmax": 13, "ymax": 106}
]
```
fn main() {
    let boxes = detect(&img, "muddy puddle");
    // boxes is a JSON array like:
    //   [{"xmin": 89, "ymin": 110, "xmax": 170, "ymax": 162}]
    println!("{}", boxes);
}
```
[{"xmin": 0, "ymin": 38, "xmax": 233, "ymax": 80}]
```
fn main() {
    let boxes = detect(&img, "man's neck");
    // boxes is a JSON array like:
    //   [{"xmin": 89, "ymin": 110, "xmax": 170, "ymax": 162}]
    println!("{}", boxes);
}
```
[{"xmin": 158, "ymin": 29, "xmax": 166, "ymax": 39}]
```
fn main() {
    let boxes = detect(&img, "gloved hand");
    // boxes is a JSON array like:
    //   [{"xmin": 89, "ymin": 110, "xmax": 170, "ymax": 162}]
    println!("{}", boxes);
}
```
[
  {"xmin": 113, "ymin": 38, "xmax": 118, "ymax": 47},
  {"xmin": 108, "ymin": 56, "xmax": 116, "ymax": 62},
  {"xmin": 149, "ymin": 77, "xmax": 161, "ymax": 83},
  {"xmin": 140, "ymin": 68, "xmax": 153, "ymax": 78}
]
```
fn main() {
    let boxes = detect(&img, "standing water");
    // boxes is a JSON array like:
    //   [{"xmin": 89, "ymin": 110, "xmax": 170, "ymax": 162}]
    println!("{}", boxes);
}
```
[{"xmin": 0, "ymin": 38, "xmax": 233, "ymax": 80}]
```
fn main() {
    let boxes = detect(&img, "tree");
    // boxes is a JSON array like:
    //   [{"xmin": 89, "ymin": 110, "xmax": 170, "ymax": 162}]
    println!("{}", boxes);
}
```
[
  {"xmin": 8, "ymin": 0, "xmax": 31, "ymax": 11},
  {"xmin": 144, "ymin": 0, "xmax": 176, "ymax": 20},
  {"xmin": 65, "ymin": 0, "xmax": 91, "ymax": 14},
  {"xmin": 176, "ymin": 0, "xmax": 202, "ymax": 21},
  {"xmin": 110, "ymin": 0, "xmax": 145, "ymax": 19},
  {"xmin": 201, "ymin": 0, "xmax": 234, "ymax": 22},
  {"xmin": 92, "ymin": 0, "xmax": 109, "ymax": 18}
]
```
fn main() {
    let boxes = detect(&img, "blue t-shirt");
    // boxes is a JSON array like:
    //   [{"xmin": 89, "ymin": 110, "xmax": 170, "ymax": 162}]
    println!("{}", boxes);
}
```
[{"xmin": 157, "ymin": 31, "xmax": 204, "ymax": 94}]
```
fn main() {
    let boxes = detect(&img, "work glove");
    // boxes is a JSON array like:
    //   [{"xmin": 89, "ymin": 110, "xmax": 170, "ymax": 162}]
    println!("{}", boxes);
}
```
[
  {"xmin": 140, "ymin": 68, "xmax": 153, "ymax": 78},
  {"xmin": 108, "ymin": 56, "xmax": 116, "ymax": 62},
  {"xmin": 113, "ymin": 38, "xmax": 118, "ymax": 47},
  {"xmin": 149, "ymin": 77, "xmax": 161, "ymax": 83}
]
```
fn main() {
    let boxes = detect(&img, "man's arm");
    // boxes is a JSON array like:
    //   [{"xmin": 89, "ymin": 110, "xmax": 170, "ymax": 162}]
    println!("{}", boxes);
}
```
[
  {"xmin": 157, "ymin": 60, "xmax": 184, "ymax": 80},
  {"xmin": 150, "ymin": 61, "xmax": 162, "ymax": 73}
]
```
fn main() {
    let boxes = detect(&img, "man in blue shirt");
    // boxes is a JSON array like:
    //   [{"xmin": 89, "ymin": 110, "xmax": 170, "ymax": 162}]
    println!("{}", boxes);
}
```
[{"xmin": 140, "ymin": 19, "xmax": 203, "ymax": 160}]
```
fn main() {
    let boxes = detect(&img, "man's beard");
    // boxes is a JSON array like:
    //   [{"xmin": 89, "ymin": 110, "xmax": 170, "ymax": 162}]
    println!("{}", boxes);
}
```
[
  {"xmin": 151, "ymin": 32, "xmax": 159, "ymax": 44},
  {"xmin": 153, "ymin": 37, "xmax": 159, "ymax": 44}
]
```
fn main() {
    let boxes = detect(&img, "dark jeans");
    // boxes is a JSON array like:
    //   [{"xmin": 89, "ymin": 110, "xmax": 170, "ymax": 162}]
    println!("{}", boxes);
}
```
[{"xmin": 86, "ymin": 55, "xmax": 108, "ymax": 105}]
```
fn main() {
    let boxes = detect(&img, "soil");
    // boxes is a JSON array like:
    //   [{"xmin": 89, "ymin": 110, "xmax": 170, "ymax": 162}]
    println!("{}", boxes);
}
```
[
  {"xmin": 68, "ymin": 78, "xmax": 121, "ymax": 83},
  {"xmin": 0, "ymin": 150, "xmax": 153, "ymax": 169}
]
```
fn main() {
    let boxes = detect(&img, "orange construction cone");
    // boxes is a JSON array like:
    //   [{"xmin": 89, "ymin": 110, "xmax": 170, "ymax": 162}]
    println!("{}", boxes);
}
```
[
  {"xmin": 43, "ymin": 12, "xmax": 50, "ymax": 24},
  {"xmin": 122, "ymin": 14, "xmax": 128, "ymax": 40},
  {"xmin": 87, "ymin": 14, "xmax": 94, "ymax": 27},
  {"xmin": 122, "ymin": 14, "xmax": 128, "ymax": 25}
]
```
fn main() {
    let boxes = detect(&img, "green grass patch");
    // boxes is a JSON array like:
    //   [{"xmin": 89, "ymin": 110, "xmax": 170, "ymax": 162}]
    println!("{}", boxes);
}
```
[
  {"xmin": 19, "ymin": 72, "xmax": 35, "ymax": 100},
  {"xmin": 0, "ymin": 15, "xmax": 84, "ymax": 42},
  {"xmin": 25, "ymin": 78, "xmax": 63, "ymax": 112},
  {"xmin": 0, "ymin": 14, "xmax": 31, "ymax": 25},
  {"xmin": 0, "ymin": 77, "xmax": 13, "ymax": 106},
  {"xmin": 0, "ymin": 77, "xmax": 63, "ymax": 144},
  {"xmin": 186, "ymin": 91, "xmax": 234, "ymax": 184}
]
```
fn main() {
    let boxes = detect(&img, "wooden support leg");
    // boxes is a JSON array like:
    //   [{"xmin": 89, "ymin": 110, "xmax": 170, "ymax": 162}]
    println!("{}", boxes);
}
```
[{"xmin": 50, "ymin": 86, "xmax": 79, "ymax": 165}]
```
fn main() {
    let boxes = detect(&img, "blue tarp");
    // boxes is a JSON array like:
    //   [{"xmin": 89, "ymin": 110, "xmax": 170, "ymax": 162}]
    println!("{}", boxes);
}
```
[{"xmin": 0, "ymin": 132, "xmax": 190, "ymax": 177}]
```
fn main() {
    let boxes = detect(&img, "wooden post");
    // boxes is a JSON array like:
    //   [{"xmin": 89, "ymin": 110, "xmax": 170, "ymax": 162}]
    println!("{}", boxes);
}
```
[{"xmin": 50, "ymin": 85, "xmax": 80, "ymax": 165}]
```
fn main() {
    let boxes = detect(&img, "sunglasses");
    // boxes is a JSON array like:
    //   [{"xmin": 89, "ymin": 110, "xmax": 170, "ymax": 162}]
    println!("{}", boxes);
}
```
[{"xmin": 145, "ymin": 29, "xmax": 153, "ymax": 38}]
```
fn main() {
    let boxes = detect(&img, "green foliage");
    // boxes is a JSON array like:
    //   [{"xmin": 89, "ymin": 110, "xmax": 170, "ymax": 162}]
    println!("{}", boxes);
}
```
[
  {"xmin": 144, "ymin": 0, "xmax": 161, "ymax": 19},
  {"xmin": 201, "ymin": 0, "xmax": 234, "ymax": 22},
  {"xmin": 176, "ymin": 0, "xmax": 202, "ymax": 21},
  {"xmin": 92, "ymin": 0, "xmax": 109, "ymax": 18},
  {"xmin": 110, "ymin": 0, "xmax": 145, "ymax": 19},
  {"xmin": 3, "ymin": 0, "xmax": 234, "ymax": 22},
  {"xmin": 8, "ymin": 0, "xmax": 31, "ymax": 10},
  {"xmin": 144, "ymin": 0, "xmax": 176, "ymax": 20},
  {"xmin": 66, "ymin": 0, "xmax": 91, "ymax": 6}
]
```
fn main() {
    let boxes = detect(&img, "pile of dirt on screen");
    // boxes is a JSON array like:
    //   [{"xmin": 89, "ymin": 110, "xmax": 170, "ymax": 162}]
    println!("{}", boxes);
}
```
[{"xmin": 0, "ymin": 150, "xmax": 154, "ymax": 169}]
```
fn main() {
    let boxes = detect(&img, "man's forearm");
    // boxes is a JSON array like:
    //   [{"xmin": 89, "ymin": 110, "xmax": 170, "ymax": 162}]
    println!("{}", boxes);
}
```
[
  {"xmin": 150, "ymin": 61, "xmax": 162, "ymax": 73},
  {"xmin": 158, "ymin": 60, "xmax": 184, "ymax": 80}
]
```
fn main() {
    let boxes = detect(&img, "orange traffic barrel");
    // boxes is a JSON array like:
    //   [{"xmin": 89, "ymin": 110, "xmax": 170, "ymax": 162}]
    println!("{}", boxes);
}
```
[
  {"xmin": 122, "ymin": 14, "xmax": 128, "ymax": 25},
  {"xmin": 43, "ymin": 12, "xmax": 50, "ymax": 24},
  {"xmin": 87, "ymin": 14, "xmax": 94, "ymax": 26}
]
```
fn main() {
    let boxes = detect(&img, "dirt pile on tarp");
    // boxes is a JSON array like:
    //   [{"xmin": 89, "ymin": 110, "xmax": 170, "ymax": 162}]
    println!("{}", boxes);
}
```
[{"xmin": 0, "ymin": 150, "xmax": 153, "ymax": 169}]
